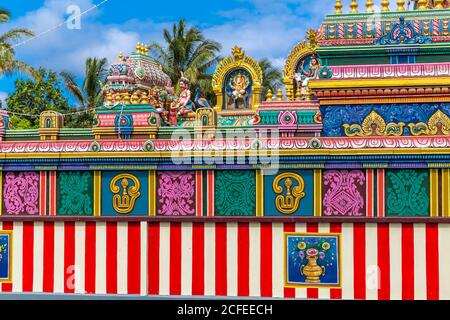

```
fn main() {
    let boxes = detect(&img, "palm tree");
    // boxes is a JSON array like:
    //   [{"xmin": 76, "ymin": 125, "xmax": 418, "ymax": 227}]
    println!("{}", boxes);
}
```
[
  {"xmin": 149, "ymin": 20, "xmax": 222, "ymax": 97},
  {"xmin": 0, "ymin": 8, "xmax": 36, "ymax": 78},
  {"xmin": 258, "ymin": 58, "xmax": 283, "ymax": 99},
  {"xmin": 60, "ymin": 57, "xmax": 108, "ymax": 110}
]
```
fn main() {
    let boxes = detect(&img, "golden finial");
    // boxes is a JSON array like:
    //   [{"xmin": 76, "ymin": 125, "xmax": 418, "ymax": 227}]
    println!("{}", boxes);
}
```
[
  {"xmin": 276, "ymin": 89, "xmax": 283, "ymax": 101},
  {"xmin": 397, "ymin": 0, "xmax": 405, "ymax": 10},
  {"xmin": 366, "ymin": 0, "xmax": 374, "ymax": 12},
  {"xmin": 136, "ymin": 42, "xmax": 141, "ymax": 54},
  {"xmin": 119, "ymin": 52, "xmax": 123, "ymax": 60},
  {"xmin": 306, "ymin": 28, "xmax": 318, "ymax": 47},
  {"xmin": 381, "ymin": 0, "xmax": 390, "ymax": 12},
  {"xmin": 231, "ymin": 46, "xmax": 245, "ymax": 61},
  {"xmin": 350, "ymin": 0, "xmax": 358, "ymax": 13},
  {"xmin": 295, "ymin": 88, "xmax": 302, "ymax": 101},
  {"xmin": 435, "ymin": 0, "xmax": 444, "ymax": 9},
  {"xmin": 335, "ymin": 0, "xmax": 343, "ymax": 14},
  {"xmin": 417, "ymin": 0, "xmax": 427, "ymax": 9},
  {"xmin": 305, "ymin": 86, "xmax": 312, "ymax": 101},
  {"xmin": 266, "ymin": 89, "xmax": 273, "ymax": 102}
]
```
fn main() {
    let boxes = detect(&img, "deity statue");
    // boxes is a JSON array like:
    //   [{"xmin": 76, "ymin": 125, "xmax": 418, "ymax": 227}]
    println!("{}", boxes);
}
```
[
  {"xmin": 227, "ymin": 71, "xmax": 251, "ymax": 109},
  {"xmin": 293, "ymin": 56, "xmax": 320, "ymax": 98},
  {"xmin": 176, "ymin": 73, "xmax": 195, "ymax": 116}
]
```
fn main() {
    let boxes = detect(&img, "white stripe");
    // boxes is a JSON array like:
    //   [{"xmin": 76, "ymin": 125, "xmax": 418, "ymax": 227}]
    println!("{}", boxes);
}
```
[
  {"xmin": 181, "ymin": 222, "xmax": 192, "ymax": 296},
  {"xmin": 272, "ymin": 223, "xmax": 284, "ymax": 298},
  {"xmin": 341, "ymin": 223, "xmax": 354, "ymax": 300},
  {"xmin": 365, "ymin": 223, "xmax": 378, "ymax": 300},
  {"xmin": 53, "ymin": 222, "xmax": 64, "ymax": 293},
  {"xmin": 413, "ymin": 224, "xmax": 426, "ymax": 300},
  {"xmin": 439, "ymin": 224, "xmax": 450, "ymax": 299},
  {"xmin": 140, "ymin": 222, "xmax": 148, "ymax": 296},
  {"xmin": 74, "ymin": 222, "xmax": 85, "ymax": 294},
  {"xmin": 12, "ymin": 222, "xmax": 23, "ymax": 293},
  {"xmin": 389, "ymin": 224, "xmax": 402, "ymax": 300},
  {"xmin": 318, "ymin": 223, "xmax": 330, "ymax": 300},
  {"xmin": 204, "ymin": 223, "xmax": 215, "ymax": 297},
  {"xmin": 159, "ymin": 223, "xmax": 170, "ymax": 296},
  {"xmin": 227, "ymin": 222, "xmax": 238, "ymax": 297},
  {"xmin": 116, "ymin": 222, "xmax": 128, "ymax": 295},
  {"xmin": 249, "ymin": 223, "xmax": 260, "ymax": 297},
  {"xmin": 295, "ymin": 223, "xmax": 307, "ymax": 299},
  {"xmin": 32, "ymin": 222, "xmax": 44, "ymax": 293},
  {"xmin": 95, "ymin": 222, "xmax": 106, "ymax": 294}
]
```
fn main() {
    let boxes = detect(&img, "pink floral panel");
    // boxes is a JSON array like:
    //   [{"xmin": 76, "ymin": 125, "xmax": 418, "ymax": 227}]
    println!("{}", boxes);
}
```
[
  {"xmin": 322, "ymin": 170, "xmax": 366, "ymax": 216},
  {"xmin": 157, "ymin": 171, "xmax": 196, "ymax": 216},
  {"xmin": 3, "ymin": 172, "xmax": 39, "ymax": 215}
]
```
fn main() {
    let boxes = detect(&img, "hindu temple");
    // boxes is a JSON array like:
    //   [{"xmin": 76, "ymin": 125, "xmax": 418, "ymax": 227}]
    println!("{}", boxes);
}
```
[{"xmin": 0, "ymin": 0, "xmax": 449, "ymax": 300}]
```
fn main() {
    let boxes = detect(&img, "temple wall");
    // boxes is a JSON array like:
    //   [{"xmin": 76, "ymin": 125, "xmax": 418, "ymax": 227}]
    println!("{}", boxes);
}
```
[{"xmin": 0, "ymin": 221, "xmax": 447, "ymax": 300}]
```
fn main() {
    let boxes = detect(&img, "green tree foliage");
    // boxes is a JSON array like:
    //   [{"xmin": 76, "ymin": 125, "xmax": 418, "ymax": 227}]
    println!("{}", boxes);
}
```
[
  {"xmin": 0, "ymin": 8, "xmax": 36, "ymax": 78},
  {"xmin": 149, "ymin": 19, "xmax": 221, "ymax": 101},
  {"xmin": 60, "ymin": 57, "xmax": 108, "ymax": 128},
  {"xmin": 5, "ymin": 68, "xmax": 84, "ymax": 129},
  {"xmin": 258, "ymin": 58, "xmax": 283, "ymax": 99}
]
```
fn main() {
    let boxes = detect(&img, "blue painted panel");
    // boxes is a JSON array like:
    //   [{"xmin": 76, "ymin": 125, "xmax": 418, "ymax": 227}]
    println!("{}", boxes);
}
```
[
  {"xmin": 264, "ymin": 170, "xmax": 314, "ymax": 216},
  {"xmin": 101, "ymin": 171, "xmax": 148, "ymax": 216}
]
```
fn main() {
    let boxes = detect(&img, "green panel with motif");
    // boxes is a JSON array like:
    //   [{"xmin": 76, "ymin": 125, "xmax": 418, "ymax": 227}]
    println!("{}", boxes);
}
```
[
  {"xmin": 215, "ymin": 170, "xmax": 256, "ymax": 216},
  {"xmin": 57, "ymin": 171, "xmax": 94, "ymax": 216},
  {"xmin": 385, "ymin": 169, "xmax": 430, "ymax": 217}
]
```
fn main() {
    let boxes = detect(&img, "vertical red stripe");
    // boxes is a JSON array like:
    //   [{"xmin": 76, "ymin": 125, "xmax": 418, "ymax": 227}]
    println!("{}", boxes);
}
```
[
  {"xmin": 284, "ymin": 223, "xmax": 295, "ymax": 298},
  {"xmin": 208, "ymin": 171, "xmax": 214, "ymax": 216},
  {"xmin": 402, "ymin": 224, "xmax": 414, "ymax": 300},
  {"xmin": 367, "ymin": 170, "xmax": 373, "ymax": 217},
  {"xmin": 64, "ymin": 222, "xmax": 75, "ymax": 293},
  {"xmin": 330, "ymin": 223, "xmax": 342, "ymax": 300},
  {"xmin": 1, "ymin": 222, "xmax": 13, "ymax": 292},
  {"xmin": 192, "ymin": 223, "xmax": 205, "ymax": 296},
  {"xmin": 22, "ymin": 221, "xmax": 34, "ymax": 292},
  {"xmin": 307, "ymin": 223, "xmax": 319, "ymax": 299},
  {"xmin": 260, "ymin": 223, "xmax": 272, "ymax": 297},
  {"xmin": 169, "ymin": 222, "xmax": 181, "ymax": 295},
  {"xmin": 377, "ymin": 170, "xmax": 385, "ymax": 217},
  {"xmin": 215, "ymin": 222, "xmax": 227, "ymax": 296},
  {"xmin": 196, "ymin": 172, "xmax": 202, "ymax": 216},
  {"xmin": 127, "ymin": 222, "xmax": 141, "ymax": 294},
  {"xmin": 43, "ymin": 222, "xmax": 54, "ymax": 293},
  {"xmin": 148, "ymin": 223, "xmax": 160, "ymax": 295},
  {"xmin": 377, "ymin": 224, "xmax": 390, "ymax": 300},
  {"xmin": 39, "ymin": 172, "xmax": 46, "ymax": 216},
  {"xmin": 353, "ymin": 223, "xmax": 366, "ymax": 300},
  {"xmin": 84, "ymin": 221, "xmax": 96, "ymax": 294},
  {"xmin": 106, "ymin": 222, "xmax": 117, "ymax": 294},
  {"xmin": 426, "ymin": 224, "xmax": 439, "ymax": 300},
  {"xmin": 237, "ymin": 222, "xmax": 249, "ymax": 297},
  {"xmin": 49, "ymin": 172, "xmax": 56, "ymax": 216}
]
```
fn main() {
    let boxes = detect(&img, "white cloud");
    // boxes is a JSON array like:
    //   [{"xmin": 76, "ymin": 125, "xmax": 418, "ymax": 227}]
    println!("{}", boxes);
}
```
[{"xmin": 0, "ymin": 92, "xmax": 8, "ymax": 106}]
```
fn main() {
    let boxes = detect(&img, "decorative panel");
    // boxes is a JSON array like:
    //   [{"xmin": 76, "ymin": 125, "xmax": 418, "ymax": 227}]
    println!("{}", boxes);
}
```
[
  {"xmin": 157, "ymin": 171, "xmax": 196, "ymax": 216},
  {"xmin": 57, "ymin": 171, "xmax": 94, "ymax": 216},
  {"xmin": 215, "ymin": 170, "xmax": 256, "ymax": 216},
  {"xmin": 263, "ymin": 170, "xmax": 314, "ymax": 216},
  {"xmin": 101, "ymin": 171, "xmax": 148, "ymax": 216},
  {"xmin": 3, "ymin": 172, "xmax": 39, "ymax": 215},
  {"xmin": 385, "ymin": 169, "xmax": 430, "ymax": 217}
]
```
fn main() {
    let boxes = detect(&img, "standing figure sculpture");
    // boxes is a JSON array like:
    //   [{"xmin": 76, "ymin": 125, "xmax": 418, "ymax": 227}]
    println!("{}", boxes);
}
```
[
  {"xmin": 294, "ymin": 56, "xmax": 320, "ymax": 99},
  {"xmin": 176, "ymin": 72, "xmax": 195, "ymax": 116},
  {"xmin": 227, "ymin": 71, "xmax": 251, "ymax": 109}
]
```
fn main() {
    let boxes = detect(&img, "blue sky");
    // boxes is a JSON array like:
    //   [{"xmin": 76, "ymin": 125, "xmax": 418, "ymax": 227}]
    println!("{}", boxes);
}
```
[{"xmin": 0, "ymin": 0, "xmax": 364, "ymax": 104}]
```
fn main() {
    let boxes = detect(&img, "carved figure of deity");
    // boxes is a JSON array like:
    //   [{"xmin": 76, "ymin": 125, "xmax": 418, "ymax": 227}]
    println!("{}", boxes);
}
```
[
  {"xmin": 176, "ymin": 73, "xmax": 195, "ymax": 116},
  {"xmin": 227, "ymin": 71, "xmax": 251, "ymax": 109},
  {"xmin": 294, "ymin": 56, "xmax": 320, "ymax": 98}
]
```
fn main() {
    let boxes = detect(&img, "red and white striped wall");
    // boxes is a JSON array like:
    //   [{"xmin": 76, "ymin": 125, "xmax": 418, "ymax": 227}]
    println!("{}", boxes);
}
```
[{"xmin": 0, "ymin": 221, "xmax": 448, "ymax": 300}]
